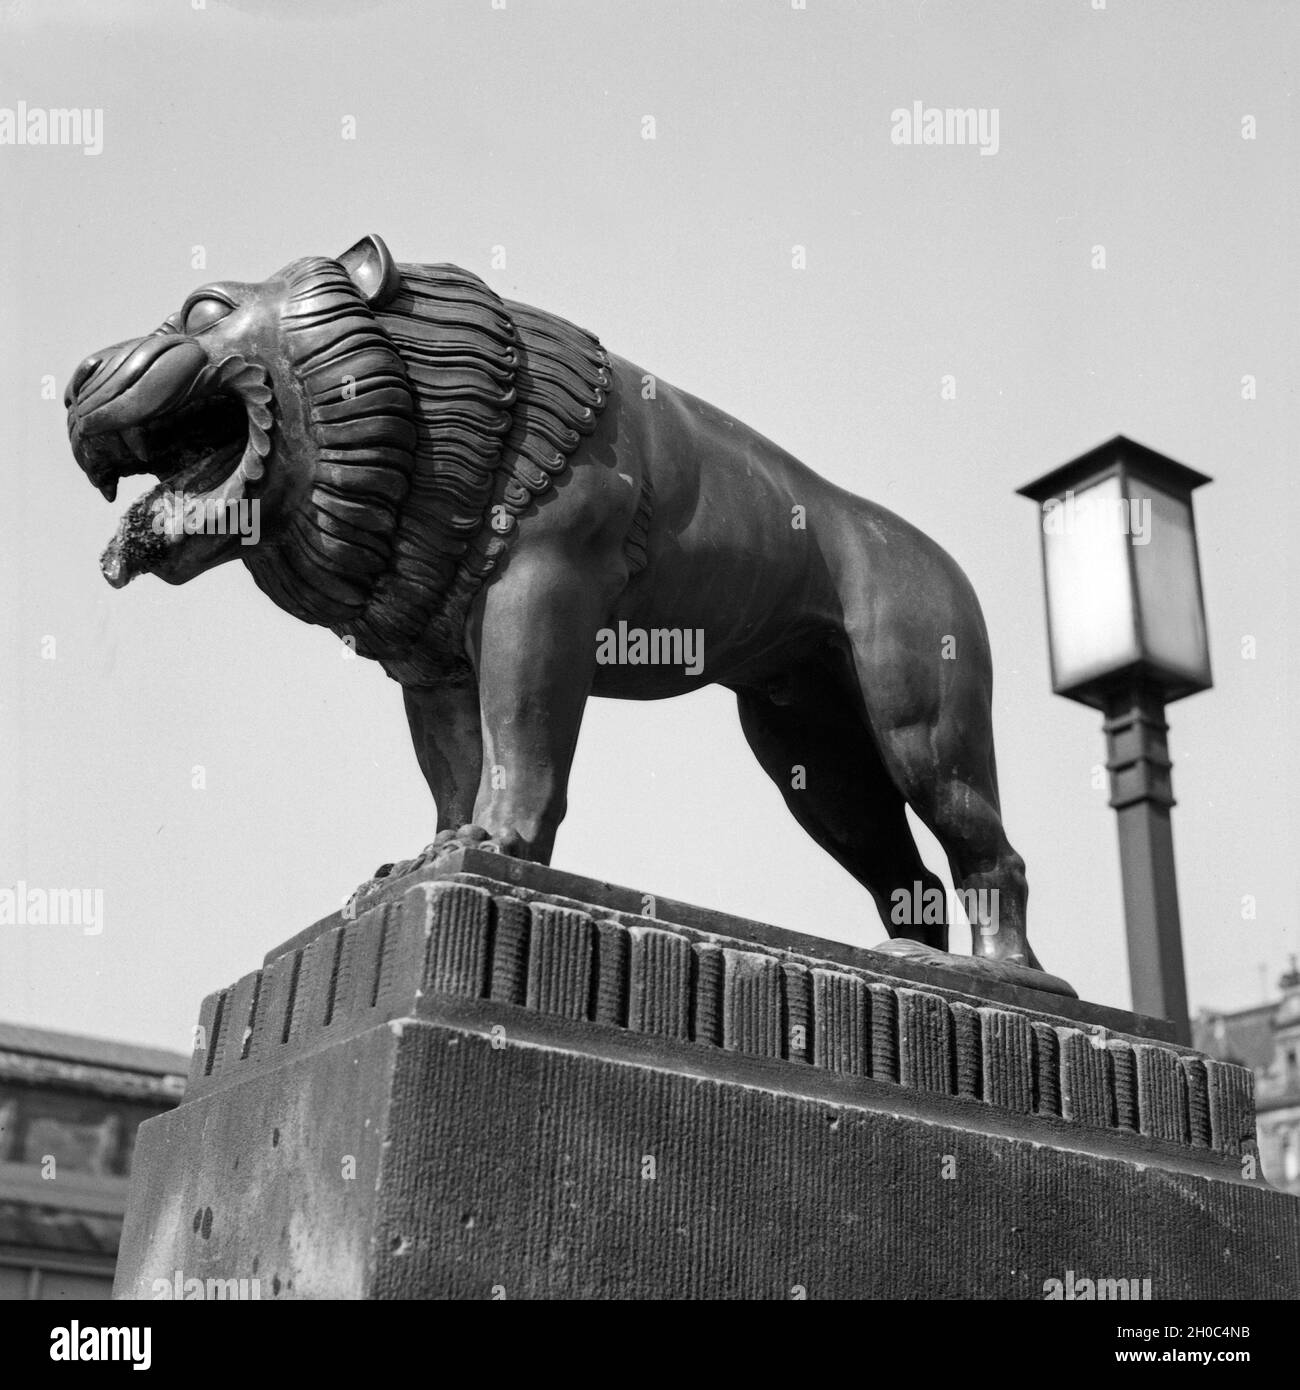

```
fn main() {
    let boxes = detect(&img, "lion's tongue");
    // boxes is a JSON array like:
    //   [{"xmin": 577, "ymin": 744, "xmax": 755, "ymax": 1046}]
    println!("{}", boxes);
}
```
[
  {"xmin": 99, "ymin": 442, "xmax": 246, "ymax": 587},
  {"xmin": 101, "ymin": 485, "xmax": 168, "ymax": 588}
]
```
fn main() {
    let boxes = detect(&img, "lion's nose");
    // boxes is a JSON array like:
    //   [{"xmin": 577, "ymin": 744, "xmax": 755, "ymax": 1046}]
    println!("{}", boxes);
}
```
[{"xmin": 65, "ymin": 353, "xmax": 104, "ymax": 408}]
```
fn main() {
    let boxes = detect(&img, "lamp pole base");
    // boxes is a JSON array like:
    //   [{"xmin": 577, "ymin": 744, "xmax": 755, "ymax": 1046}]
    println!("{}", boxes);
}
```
[{"xmin": 1103, "ymin": 687, "xmax": 1192, "ymax": 1044}]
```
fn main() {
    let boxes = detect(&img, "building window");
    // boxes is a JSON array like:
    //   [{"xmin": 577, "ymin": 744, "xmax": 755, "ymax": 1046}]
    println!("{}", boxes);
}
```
[
  {"xmin": 0, "ymin": 1259, "xmax": 114, "ymax": 1300},
  {"xmin": 1284, "ymin": 1132, "xmax": 1300, "ymax": 1185}
]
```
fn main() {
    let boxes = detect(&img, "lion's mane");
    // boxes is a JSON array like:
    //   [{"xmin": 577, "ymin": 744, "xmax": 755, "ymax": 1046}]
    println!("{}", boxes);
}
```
[{"xmin": 245, "ymin": 255, "xmax": 622, "ymax": 686}]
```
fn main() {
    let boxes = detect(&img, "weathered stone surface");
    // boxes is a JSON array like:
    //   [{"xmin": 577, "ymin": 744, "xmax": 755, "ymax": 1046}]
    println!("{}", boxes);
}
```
[
  {"xmin": 488, "ymin": 895, "xmax": 529, "ymax": 1006},
  {"xmin": 184, "ymin": 859, "xmax": 1256, "ymax": 1164},
  {"xmin": 216, "ymin": 969, "xmax": 261, "ymax": 1076},
  {"xmin": 361, "ymin": 902, "xmax": 410, "ymax": 1016},
  {"xmin": 980, "ymin": 1007, "xmax": 1033, "ymax": 1114},
  {"xmin": 1031, "ymin": 1022, "xmax": 1061, "ymax": 1117},
  {"xmin": 120, "ymin": 1027, "xmax": 393, "ymax": 1300},
  {"xmin": 417, "ymin": 882, "xmax": 492, "ymax": 1000},
  {"xmin": 525, "ymin": 904, "xmax": 594, "ymax": 1020},
  {"xmin": 1135, "ymin": 1043, "xmax": 1190, "ymax": 1145},
  {"xmin": 898, "ymin": 989, "xmax": 954, "ymax": 1095},
  {"xmin": 117, "ymin": 1008, "xmax": 1300, "ymax": 1301},
  {"xmin": 299, "ymin": 931, "xmax": 334, "ymax": 1033},
  {"xmin": 1181, "ymin": 1056, "xmax": 1212, "ymax": 1149},
  {"xmin": 120, "ymin": 856, "xmax": 1291, "ymax": 1301},
  {"xmin": 950, "ymin": 1001, "xmax": 981, "ymax": 1102},
  {"xmin": 867, "ymin": 983, "xmax": 899, "ymax": 1083},
  {"xmin": 691, "ymin": 943, "xmax": 724, "ymax": 1047},
  {"xmin": 1206, "ymin": 1059, "xmax": 1255, "ymax": 1158},
  {"xmin": 329, "ymin": 906, "xmax": 375, "ymax": 1021},
  {"xmin": 594, "ymin": 919, "xmax": 630, "ymax": 1028},
  {"xmin": 297, "ymin": 849, "xmax": 1175, "ymax": 1037},
  {"xmin": 782, "ymin": 963, "xmax": 812, "ymax": 1064},
  {"xmin": 628, "ymin": 927, "xmax": 689, "ymax": 1039},
  {"xmin": 722, "ymin": 950, "xmax": 783, "ymax": 1059},
  {"xmin": 1060, "ymin": 1030, "xmax": 1113, "ymax": 1128},
  {"xmin": 811, "ymin": 969, "xmax": 868, "ymax": 1076},
  {"xmin": 1109, "ymin": 1040, "xmax": 1139, "ymax": 1132}
]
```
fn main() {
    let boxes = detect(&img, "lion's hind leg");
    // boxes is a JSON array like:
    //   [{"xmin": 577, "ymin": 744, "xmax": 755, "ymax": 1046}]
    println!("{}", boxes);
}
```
[
  {"xmin": 733, "ymin": 661, "xmax": 948, "ymax": 948},
  {"xmin": 851, "ymin": 658, "xmax": 1035, "ymax": 969}
]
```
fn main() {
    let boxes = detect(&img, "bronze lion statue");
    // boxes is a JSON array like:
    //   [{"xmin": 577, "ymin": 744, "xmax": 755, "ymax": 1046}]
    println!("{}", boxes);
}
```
[{"xmin": 66, "ymin": 235, "xmax": 1058, "ymax": 985}]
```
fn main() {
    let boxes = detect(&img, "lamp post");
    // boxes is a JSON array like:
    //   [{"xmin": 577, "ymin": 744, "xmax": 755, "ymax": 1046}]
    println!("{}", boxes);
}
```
[{"xmin": 1018, "ymin": 436, "xmax": 1213, "ymax": 1043}]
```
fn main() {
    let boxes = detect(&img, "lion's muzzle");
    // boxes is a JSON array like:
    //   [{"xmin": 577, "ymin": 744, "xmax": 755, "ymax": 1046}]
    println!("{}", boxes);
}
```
[
  {"xmin": 67, "ymin": 336, "xmax": 211, "ymax": 500},
  {"xmin": 66, "ymin": 333, "xmax": 273, "ymax": 587}
]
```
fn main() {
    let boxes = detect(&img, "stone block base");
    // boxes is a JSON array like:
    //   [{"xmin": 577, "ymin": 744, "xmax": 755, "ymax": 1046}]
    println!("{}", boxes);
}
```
[{"xmin": 114, "ymin": 854, "xmax": 1300, "ymax": 1299}]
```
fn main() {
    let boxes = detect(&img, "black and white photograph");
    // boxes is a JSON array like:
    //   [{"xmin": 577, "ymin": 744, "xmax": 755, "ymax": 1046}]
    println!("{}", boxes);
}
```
[{"xmin": 0, "ymin": 0, "xmax": 1296, "ymax": 1345}]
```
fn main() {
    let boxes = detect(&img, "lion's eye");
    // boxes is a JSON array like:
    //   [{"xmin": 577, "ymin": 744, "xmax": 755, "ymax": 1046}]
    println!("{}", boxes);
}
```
[{"xmin": 182, "ymin": 296, "xmax": 234, "ymax": 334}]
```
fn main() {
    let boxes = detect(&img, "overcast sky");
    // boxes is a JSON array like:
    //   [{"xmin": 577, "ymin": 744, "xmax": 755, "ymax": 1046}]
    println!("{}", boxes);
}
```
[{"xmin": 1, "ymin": 0, "xmax": 1296, "ymax": 1053}]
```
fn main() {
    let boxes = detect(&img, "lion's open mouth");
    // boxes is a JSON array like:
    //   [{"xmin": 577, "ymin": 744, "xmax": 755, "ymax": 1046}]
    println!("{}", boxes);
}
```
[
  {"xmin": 68, "ymin": 347, "xmax": 273, "ymax": 587},
  {"xmin": 86, "ymin": 392, "xmax": 250, "ymax": 501},
  {"xmin": 93, "ymin": 394, "xmax": 251, "ymax": 587}
]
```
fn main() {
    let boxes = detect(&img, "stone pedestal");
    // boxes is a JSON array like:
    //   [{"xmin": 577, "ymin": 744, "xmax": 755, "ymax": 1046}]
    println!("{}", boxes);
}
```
[{"xmin": 115, "ymin": 852, "xmax": 1300, "ymax": 1299}]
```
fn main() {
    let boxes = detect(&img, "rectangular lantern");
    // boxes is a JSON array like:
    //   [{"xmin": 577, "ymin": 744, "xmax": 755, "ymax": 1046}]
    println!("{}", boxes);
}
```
[{"xmin": 1017, "ymin": 436, "xmax": 1213, "ymax": 710}]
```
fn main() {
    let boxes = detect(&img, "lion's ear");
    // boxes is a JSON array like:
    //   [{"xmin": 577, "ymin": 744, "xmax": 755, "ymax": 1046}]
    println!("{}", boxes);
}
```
[{"xmin": 337, "ymin": 234, "xmax": 402, "ymax": 307}]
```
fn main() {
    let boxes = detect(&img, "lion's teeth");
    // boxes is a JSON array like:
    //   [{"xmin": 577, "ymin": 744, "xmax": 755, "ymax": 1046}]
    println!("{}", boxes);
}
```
[
  {"xmin": 239, "ymin": 446, "xmax": 264, "ymax": 482},
  {"xmin": 123, "ymin": 426, "xmax": 150, "ymax": 463}
]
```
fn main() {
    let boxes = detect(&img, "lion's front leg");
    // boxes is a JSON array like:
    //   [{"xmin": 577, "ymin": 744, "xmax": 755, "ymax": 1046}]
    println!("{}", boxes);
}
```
[
  {"xmin": 402, "ymin": 679, "xmax": 483, "ymax": 831},
  {"xmin": 355, "ymin": 681, "xmax": 485, "ymax": 892},
  {"xmin": 464, "ymin": 546, "xmax": 622, "ymax": 863}
]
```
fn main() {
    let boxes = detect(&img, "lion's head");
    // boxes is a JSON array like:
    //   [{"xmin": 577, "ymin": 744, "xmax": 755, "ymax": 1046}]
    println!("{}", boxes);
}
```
[{"xmin": 66, "ymin": 235, "xmax": 610, "ymax": 683}]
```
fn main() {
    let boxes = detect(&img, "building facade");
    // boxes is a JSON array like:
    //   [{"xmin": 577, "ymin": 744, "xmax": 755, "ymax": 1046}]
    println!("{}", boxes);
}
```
[
  {"xmin": 1194, "ymin": 960, "xmax": 1300, "ymax": 1194},
  {"xmin": 0, "ymin": 1022, "xmax": 187, "ymax": 1299}
]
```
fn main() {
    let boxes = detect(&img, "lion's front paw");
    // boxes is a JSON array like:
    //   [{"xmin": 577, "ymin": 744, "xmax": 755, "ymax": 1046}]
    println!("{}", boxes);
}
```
[
  {"xmin": 394, "ymin": 824, "xmax": 503, "ymax": 872},
  {"xmin": 344, "ymin": 826, "xmax": 506, "ymax": 920},
  {"xmin": 413, "ymin": 823, "xmax": 503, "ymax": 866}
]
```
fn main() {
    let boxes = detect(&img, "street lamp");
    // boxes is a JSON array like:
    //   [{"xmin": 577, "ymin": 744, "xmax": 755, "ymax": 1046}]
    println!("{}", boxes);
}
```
[{"xmin": 1018, "ymin": 435, "xmax": 1213, "ymax": 1043}]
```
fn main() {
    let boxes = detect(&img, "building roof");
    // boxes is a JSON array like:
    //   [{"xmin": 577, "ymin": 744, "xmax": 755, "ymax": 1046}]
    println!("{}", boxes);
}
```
[
  {"xmin": 0, "ymin": 1022, "xmax": 188, "ymax": 1078},
  {"xmin": 1192, "ymin": 1003, "xmax": 1277, "ymax": 1072}
]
